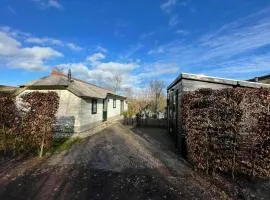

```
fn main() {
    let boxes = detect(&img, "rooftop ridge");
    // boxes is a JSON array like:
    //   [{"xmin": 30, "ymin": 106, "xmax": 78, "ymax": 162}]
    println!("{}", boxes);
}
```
[
  {"xmin": 167, "ymin": 72, "xmax": 270, "ymax": 90},
  {"xmin": 51, "ymin": 72, "xmax": 114, "ymax": 93},
  {"xmin": 247, "ymin": 73, "xmax": 270, "ymax": 81}
]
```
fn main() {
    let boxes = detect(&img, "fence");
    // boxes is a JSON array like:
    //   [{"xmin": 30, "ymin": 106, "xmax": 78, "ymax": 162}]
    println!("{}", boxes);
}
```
[{"xmin": 122, "ymin": 116, "xmax": 167, "ymax": 128}]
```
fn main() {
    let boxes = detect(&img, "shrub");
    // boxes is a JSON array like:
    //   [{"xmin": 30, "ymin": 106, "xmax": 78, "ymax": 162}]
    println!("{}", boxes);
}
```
[
  {"xmin": 0, "ymin": 94, "xmax": 21, "ymax": 155},
  {"xmin": 0, "ymin": 91, "xmax": 59, "ymax": 157},
  {"xmin": 182, "ymin": 88, "xmax": 270, "ymax": 178}
]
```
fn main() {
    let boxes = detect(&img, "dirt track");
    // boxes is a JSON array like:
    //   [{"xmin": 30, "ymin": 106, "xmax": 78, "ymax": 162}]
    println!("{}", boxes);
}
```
[{"xmin": 1, "ymin": 123, "xmax": 268, "ymax": 200}]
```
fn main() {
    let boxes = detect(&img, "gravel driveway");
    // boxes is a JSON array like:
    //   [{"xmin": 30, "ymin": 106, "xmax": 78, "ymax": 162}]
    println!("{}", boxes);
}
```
[{"xmin": 1, "ymin": 123, "xmax": 264, "ymax": 200}]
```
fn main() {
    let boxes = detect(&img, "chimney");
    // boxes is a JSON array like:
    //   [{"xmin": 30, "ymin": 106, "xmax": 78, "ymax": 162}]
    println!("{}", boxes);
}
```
[
  {"xmin": 51, "ymin": 68, "xmax": 64, "ymax": 76},
  {"xmin": 68, "ymin": 69, "xmax": 72, "ymax": 83}
]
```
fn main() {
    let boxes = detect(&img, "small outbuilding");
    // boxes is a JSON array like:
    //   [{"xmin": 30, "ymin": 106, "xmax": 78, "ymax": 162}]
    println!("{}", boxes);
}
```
[
  {"xmin": 15, "ymin": 69, "xmax": 128, "ymax": 134},
  {"xmin": 248, "ymin": 74, "xmax": 270, "ymax": 84},
  {"xmin": 167, "ymin": 73, "xmax": 270, "ymax": 157}
]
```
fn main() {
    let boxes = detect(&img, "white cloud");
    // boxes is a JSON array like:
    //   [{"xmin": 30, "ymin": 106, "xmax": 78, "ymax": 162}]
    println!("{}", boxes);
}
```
[
  {"xmin": 86, "ymin": 52, "xmax": 106, "ymax": 64},
  {"xmin": 147, "ymin": 7, "xmax": 270, "ymax": 79},
  {"xmin": 175, "ymin": 29, "xmax": 189, "ymax": 35},
  {"xmin": 0, "ymin": 32, "xmax": 21, "ymax": 56},
  {"xmin": 204, "ymin": 54, "xmax": 270, "ymax": 79},
  {"xmin": 139, "ymin": 63, "xmax": 179, "ymax": 78},
  {"xmin": 0, "ymin": 31, "xmax": 63, "ymax": 71},
  {"xmin": 56, "ymin": 58, "xmax": 138, "ymax": 88},
  {"xmin": 96, "ymin": 45, "xmax": 108, "ymax": 53},
  {"xmin": 98, "ymin": 62, "xmax": 137, "ymax": 73},
  {"xmin": 169, "ymin": 15, "xmax": 179, "ymax": 27},
  {"xmin": 31, "ymin": 0, "xmax": 63, "ymax": 10},
  {"xmin": 56, "ymin": 49, "xmax": 141, "ymax": 89},
  {"xmin": 161, "ymin": 1, "xmax": 183, "ymax": 28},
  {"xmin": 147, "ymin": 46, "xmax": 165, "ymax": 55},
  {"xmin": 1, "ymin": 26, "xmax": 82, "ymax": 52},
  {"xmin": 25, "ymin": 37, "xmax": 61, "ymax": 45},
  {"xmin": 56, "ymin": 50, "xmax": 181, "ymax": 90},
  {"xmin": 120, "ymin": 43, "xmax": 144, "ymax": 60},
  {"xmin": 139, "ymin": 32, "xmax": 155, "ymax": 39},
  {"xmin": 48, "ymin": 0, "xmax": 63, "ymax": 9},
  {"xmin": 6, "ymin": 5, "xmax": 17, "ymax": 14},
  {"xmin": 25, "ymin": 37, "xmax": 82, "ymax": 51},
  {"xmin": 161, "ymin": 0, "xmax": 178, "ymax": 13},
  {"xmin": 0, "ymin": 26, "xmax": 31, "ymax": 39},
  {"xmin": 66, "ymin": 43, "xmax": 82, "ymax": 51}
]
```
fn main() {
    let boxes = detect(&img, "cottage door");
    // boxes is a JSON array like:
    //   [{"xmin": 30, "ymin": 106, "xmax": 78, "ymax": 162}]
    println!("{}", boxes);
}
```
[
  {"xmin": 103, "ymin": 99, "xmax": 108, "ymax": 121},
  {"xmin": 120, "ymin": 100, "xmax": 124, "ymax": 114}
]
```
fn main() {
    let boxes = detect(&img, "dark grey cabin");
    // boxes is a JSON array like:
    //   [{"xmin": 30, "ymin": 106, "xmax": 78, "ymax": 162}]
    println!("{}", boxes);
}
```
[
  {"xmin": 167, "ymin": 73, "xmax": 270, "ymax": 157},
  {"xmin": 248, "ymin": 74, "xmax": 270, "ymax": 84}
]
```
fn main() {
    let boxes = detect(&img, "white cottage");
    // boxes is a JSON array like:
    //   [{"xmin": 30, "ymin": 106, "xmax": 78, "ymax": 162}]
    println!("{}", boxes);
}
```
[{"xmin": 16, "ymin": 69, "xmax": 128, "ymax": 134}]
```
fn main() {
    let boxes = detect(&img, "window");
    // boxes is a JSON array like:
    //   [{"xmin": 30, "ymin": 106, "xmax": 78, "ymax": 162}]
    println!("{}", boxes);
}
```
[
  {"xmin": 113, "ymin": 98, "xmax": 116, "ymax": 108},
  {"xmin": 92, "ymin": 99, "xmax": 97, "ymax": 114}
]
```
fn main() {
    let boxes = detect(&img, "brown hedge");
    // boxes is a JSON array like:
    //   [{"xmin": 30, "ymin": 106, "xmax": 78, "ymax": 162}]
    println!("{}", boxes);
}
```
[
  {"xmin": 182, "ymin": 88, "xmax": 270, "ymax": 178},
  {"xmin": 0, "ymin": 94, "xmax": 21, "ymax": 154},
  {"xmin": 0, "ymin": 91, "xmax": 59, "ymax": 156}
]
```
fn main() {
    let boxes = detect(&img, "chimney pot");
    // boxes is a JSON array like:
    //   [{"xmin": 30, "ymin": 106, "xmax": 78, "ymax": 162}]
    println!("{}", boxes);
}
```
[
  {"xmin": 68, "ymin": 69, "xmax": 72, "ymax": 83},
  {"xmin": 51, "ymin": 68, "xmax": 64, "ymax": 76}
]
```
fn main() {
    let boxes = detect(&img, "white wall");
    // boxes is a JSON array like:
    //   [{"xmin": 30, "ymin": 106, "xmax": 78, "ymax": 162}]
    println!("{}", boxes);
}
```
[
  {"xmin": 17, "ymin": 89, "xmax": 103, "ymax": 133},
  {"xmin": 17, "ymin": 89, "xmax": 127, "ymax": 133},
  {"xmin": 107, "ymin": 97, "xmax": 121, "ymax": 118}
]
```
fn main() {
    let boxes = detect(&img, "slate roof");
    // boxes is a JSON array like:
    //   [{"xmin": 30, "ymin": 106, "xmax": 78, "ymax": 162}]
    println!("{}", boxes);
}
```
[
  {"xmin": 19, "ymin": 71, "xmax": 118, "ymax": 99},
  {"xmin": 22, "ymin": 75, "xmax": 70, "ymax": 87}
]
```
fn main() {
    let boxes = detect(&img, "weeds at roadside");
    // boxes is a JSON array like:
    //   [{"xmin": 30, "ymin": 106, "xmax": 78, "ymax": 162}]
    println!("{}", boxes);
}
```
[{"xmin": 47, "ymin": 137, "xmax": 84, "ymax": 154}]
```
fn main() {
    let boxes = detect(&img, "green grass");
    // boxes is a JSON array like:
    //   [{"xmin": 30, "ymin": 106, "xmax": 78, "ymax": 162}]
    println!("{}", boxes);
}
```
[{"xmin": 48, "ymin": 137, "xmax": 84, "ymax": 154}]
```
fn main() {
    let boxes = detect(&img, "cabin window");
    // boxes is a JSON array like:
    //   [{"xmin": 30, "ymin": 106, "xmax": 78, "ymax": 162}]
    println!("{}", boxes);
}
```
[
  {"xmin": 113, "ymin": 98, "xmax": 116, "ymax": 108},
  {"xmin": 92, "ymin": 99, "xmax": 97, "ymax": 114}
]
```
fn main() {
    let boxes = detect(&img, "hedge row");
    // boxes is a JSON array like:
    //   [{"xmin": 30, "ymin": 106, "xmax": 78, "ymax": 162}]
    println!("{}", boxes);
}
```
[
  {"xmin": 0, "ymin": 92, "xmax": 59, "ymax": 156},
  {"xmin": 182, "ymin": 88, "xmax": 270, "ymax": 178}
]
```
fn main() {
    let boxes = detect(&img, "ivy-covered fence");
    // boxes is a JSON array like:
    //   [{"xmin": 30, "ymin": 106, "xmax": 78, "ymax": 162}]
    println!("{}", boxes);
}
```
[
  {"xmin": 182, "ymin": 88, "xmax": 270, "ymax": 178},
  {"xmin": 0, "ymin": 92, "xmax": 59, "ymax": 157}
]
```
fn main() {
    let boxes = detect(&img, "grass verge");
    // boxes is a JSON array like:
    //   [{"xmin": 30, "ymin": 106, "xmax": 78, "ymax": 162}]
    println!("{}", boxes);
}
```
[{"xmin": 48, "ymin": 137, "xmax": 84, "ymax": 154}]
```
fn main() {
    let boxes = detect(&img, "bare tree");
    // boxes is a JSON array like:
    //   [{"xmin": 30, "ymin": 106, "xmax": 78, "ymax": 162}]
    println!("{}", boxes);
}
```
[
  {"xmin": 110, "ymin": 73, "xmax": 123, "ymax": 94},
  {"xmin": 149, "ymin": 80, "xmax": 165, "ymax": 114}
]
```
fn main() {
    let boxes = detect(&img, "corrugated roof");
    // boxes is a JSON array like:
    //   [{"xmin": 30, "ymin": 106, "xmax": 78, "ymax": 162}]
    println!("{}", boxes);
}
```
[{"xmin": 20, "ymin": 74, "xmax": 118, "ymax": 99}]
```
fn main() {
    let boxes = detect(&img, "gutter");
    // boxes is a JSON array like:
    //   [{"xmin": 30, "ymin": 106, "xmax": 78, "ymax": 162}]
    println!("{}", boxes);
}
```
[{"xmin": 167, "ymin": 73, "xmax": 270, "ymax": 90}]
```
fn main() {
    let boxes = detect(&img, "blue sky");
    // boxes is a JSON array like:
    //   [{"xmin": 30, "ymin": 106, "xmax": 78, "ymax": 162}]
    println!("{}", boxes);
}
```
[{"xmin": 1, "ymin": 0, "xmax": 270, "ymax": 89}]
